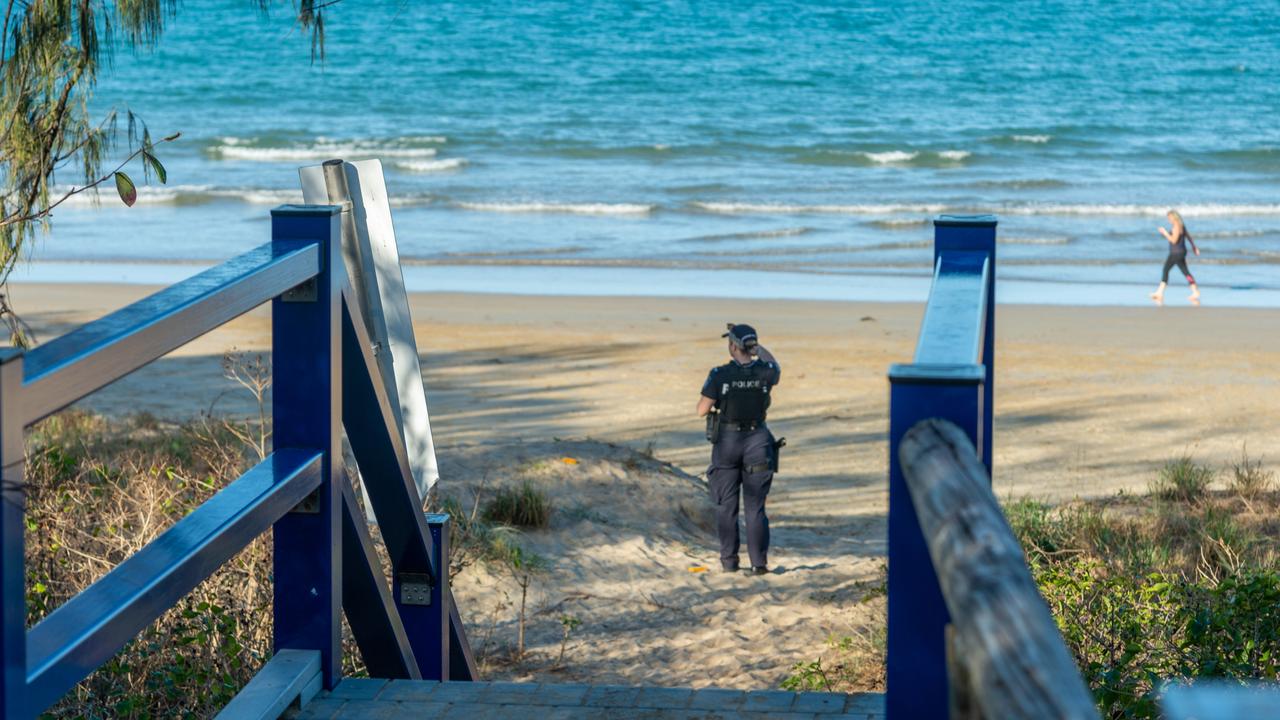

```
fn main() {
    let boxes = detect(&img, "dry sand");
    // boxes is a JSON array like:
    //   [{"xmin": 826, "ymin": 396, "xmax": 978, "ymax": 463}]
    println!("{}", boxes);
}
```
[{"xmin": 10, "ymin": 282, "xmax": 1280, "ymax": 689}]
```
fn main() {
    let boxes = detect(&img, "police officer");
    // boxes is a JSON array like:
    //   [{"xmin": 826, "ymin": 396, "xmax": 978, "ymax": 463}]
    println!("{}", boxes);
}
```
[{"xmin": 696, "ymin": 323, "xmax": 781, "ymax": 575}]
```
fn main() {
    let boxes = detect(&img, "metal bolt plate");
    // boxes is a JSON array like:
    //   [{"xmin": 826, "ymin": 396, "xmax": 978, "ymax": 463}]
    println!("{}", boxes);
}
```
[
  {"xmin": 282, "ymin": 277, "xmax": 318, "ymax": 303},
  {"xmin": 399, "ymin": 573, "xmax": 433, "ymax": 606}
]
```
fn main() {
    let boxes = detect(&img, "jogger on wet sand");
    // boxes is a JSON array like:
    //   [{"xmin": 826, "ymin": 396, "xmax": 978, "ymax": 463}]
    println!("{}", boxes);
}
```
[{"xmin": 1150, "ymin": 209, "xmax": 1200, "ymax": 304}]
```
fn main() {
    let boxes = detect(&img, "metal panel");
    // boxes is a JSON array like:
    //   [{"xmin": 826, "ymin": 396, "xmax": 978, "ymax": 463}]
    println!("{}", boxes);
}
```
[
  {"xmin": 1162, "ymin": 681, "xmax": 1280, "ymax": 720},
  {"xmin": 340, "ymin": 479, "xmax": 420, "ymax": 679},
  {"xmin": 25, "ymin": 450, "xmax": 323, "ymax": 715},
  {"xmin": 302, "ymin": 160, "xmax": 440, "ymax": 505},
  {"xmin": 213, "ymin": 649, "xmax": 320, "ymax": 720},
  {"xmin": 270, "ymin": 206, "xmax": 344, "ymax": 689},
  {"xmin": 408, "ymin": 514, "xmax": 451, "ymax": 681},
  {"xmin": 21, "ymin": 241, "xmax": 320, "ymax": 425},
  {"xmin": 912, "ymin": 253, "xmax": 989, "ymax": 366},
  {"xmin": 0, "ymin": 351, "xmax": 26, "ymax": 719}
]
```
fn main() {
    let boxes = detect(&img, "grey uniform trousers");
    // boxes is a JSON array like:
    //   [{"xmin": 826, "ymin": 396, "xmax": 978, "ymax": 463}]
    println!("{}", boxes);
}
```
[{"xmin": 707, "ymin": 426, "xmax": 774, "ymax": 569}]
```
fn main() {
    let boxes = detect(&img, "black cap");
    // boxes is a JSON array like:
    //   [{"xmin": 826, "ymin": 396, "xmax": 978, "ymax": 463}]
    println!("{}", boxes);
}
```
[{"xmin": 722, "ymin": 323, "xmax": 759, "ymax": 350}]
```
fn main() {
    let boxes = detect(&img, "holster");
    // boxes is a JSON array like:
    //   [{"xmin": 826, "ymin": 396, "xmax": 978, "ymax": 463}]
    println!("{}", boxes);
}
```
[
  {"xmin": 771, "ymin": 437, "xmax": 786, "ymax": 473},
  {"xmin": 705, "ymin": 409, "xmax": 722, "ymax": 444}
]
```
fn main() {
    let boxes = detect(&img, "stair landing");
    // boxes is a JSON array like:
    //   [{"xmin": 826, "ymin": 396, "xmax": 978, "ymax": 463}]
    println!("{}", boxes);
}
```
[{"xmin": 287, "ymin": 679, "xmax": 885, "ymax": 719}]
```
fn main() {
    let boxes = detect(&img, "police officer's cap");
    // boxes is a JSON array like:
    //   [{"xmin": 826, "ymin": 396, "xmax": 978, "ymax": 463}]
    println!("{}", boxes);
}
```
[{"xmin": 722, "ymin": 323, "xmax": 759, "ymax": 350}]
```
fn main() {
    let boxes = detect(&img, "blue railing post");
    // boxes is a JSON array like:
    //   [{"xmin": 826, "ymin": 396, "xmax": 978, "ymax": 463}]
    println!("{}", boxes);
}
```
[
  {"xmin": 886, "ymin": 367, "xmax": 984, "ymax": 720},
  {"xmin": 885, "ymin": 214, "xmax": 997, "ymax": 720},
  {"xmin": 420, "ymin": 513, "xmax": 452, "ymax": 680},
  {"xmin": 270, "ymin": 205, "xmax": 343, "ymax": 687},
  {"xmin": 933, "ymin": 215, "xmax": 997, "ymax": 474},
  {"xmin": 0, "ymin": 350, "xmax": 26, "ymax": 718}
]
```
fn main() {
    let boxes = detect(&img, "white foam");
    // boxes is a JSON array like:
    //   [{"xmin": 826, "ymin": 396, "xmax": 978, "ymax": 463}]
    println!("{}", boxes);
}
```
[
  {"xmin": 863, "ymin": 151, "xmax": 918, "ymax": 164},
  {"xmin": 210, "ymin": 142, "xmax": 439, "ymax": 162},
  {"xmin": 999, "ymin": 236, "xmax": 1071, "ymax": 245},
  {"xmin": 1003, "ymin": 203, "xmax": 1280, "ymax": 217},
  {"xmin": 1012, "ymin": 134, "xmax": 1052, "ymax": 143},
  {"xmin": 1198, "ymin": 229, "xmax": 1270, "ymax": 238},
  {"xmin": 694, "ymin": 202, "xmax": 949, "ymax": 215},
  {"xmin": 51, "ymin": 184, "xmax": 209, "ymax": 207},
  {"xmin": 456, "ymin": 201, "xmax": 655, "ymax": 216},
  {"xmin": 54, "ymin": 184, "xmax": 303, "ymax": 207},
  {"xmin": 396, "ymin": 158, "xmax": 468, "ymax": 173},
  {"xmin": 938, "ymin": 150, "xmax": 971, "ymax": 160}
]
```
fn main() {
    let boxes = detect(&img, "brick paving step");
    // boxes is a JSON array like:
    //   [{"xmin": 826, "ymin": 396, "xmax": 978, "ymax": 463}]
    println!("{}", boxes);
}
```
[{"xmin": 285, "ymin": 679, "xmax": 885, "ymax": 719}]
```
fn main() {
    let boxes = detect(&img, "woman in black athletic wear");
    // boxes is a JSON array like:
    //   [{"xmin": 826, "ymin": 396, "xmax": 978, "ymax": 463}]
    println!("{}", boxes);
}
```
[{"xmin": 1150, "ymin": 209, "xmax": 1200, "ymax": 304}]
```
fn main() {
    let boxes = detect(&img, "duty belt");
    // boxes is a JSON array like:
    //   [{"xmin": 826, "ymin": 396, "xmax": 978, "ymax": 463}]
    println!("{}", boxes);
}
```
[{"xmin": 723, "ymin": 421, "xmax": 762, "ymax": 432}]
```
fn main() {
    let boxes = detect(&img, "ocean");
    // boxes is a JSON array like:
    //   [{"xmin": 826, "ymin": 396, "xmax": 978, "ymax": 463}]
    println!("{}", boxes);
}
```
[{"xmin": 29, "ymin": 0, "xmax": 1280, "ymax": 305}]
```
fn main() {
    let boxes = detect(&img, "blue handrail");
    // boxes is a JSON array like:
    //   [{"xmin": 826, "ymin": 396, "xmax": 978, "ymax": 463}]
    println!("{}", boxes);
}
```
[
  {"xmin": 885, "ymin": 215, "xmax": 996, "ymax": 720},
  {"xmin": 0, "ymin": 205, "xmax": 472, "ymax": 719}
]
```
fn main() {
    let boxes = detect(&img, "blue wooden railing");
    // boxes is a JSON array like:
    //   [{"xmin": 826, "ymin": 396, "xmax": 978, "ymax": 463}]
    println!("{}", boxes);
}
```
[
  {"xmin": 0, "ymin": 205, "xmax": 473, "ymax": 719},
  {"xmin": 886, "ymin": 215, "xmax": 996, "ymax": 719}
]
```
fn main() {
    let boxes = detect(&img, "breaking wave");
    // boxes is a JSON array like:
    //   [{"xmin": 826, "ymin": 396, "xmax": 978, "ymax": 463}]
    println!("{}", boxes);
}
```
[
  {"xmin": 395, "ymin": 158, "xmax": 468, "ymax": 173},
  {"xmin": 455, "ymin": 201, "xmax": 655, "ymax": 216},
  {"xmin": 206, "ymin": 135, "xmax": 447, "ymax": 162}
]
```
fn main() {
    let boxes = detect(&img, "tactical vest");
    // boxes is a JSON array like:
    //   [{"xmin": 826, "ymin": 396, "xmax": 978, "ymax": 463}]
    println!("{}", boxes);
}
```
[{"xmin": 717, "ymin": 361, "xmax": 773, "ymax": 423}]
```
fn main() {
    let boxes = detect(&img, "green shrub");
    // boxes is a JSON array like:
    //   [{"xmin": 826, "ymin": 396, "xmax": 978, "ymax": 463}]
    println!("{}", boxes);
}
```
[
  {"xmin": 1150, "ymin": 455, "xmax": 1216, "ymax": 502},
  {"xmin": 1037, "ymin": 559, "xmax": 1280, "ymax": 719},
  {"xmin": 482, "ymin": 479, "xmax": 552, "ymax": 528}
]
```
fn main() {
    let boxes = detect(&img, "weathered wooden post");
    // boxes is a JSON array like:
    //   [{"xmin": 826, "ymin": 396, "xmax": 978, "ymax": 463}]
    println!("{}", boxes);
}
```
[
  {"xmin": 271, "ymin": 205, "xmax": 344, "ymax": 687},
  {"xmin": 886, "ymin": 215, "xmax": 996, "ymax": 720}
]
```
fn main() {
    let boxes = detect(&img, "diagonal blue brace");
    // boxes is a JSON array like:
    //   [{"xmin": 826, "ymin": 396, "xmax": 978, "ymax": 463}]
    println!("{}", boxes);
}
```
[
  {"xmin": 340, "ymin": 479, "xmax": 420, "ymax": 679},
  {"xmin": 341, "ymin": 289, "xmax": 451, "ymax": 678}
]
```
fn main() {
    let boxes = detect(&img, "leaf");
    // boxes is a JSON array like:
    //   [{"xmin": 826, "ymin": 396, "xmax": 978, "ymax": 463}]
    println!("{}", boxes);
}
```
[
  {"xmin": 114, "ymin": 172, "xmax": 137, "ymax": 207},
  {"xmin": 143, "ymin": 152, "xmax": 167, "ymax": 184}
]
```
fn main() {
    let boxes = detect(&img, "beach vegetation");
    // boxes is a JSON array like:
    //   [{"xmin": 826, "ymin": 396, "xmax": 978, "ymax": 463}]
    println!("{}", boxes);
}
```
[
  {"xmin": 24, "ymin": 410, "xmax": 287, "ymax": 717},
  {"xmin": 780, "ymin": 625, "xmax": 886, "ymax": 694},
  {"xmin": 0, "ymin": 0, "xmax": 331, "ymax": 345},
  {"xmin": 482, "ymin": 478, "xmax": 552, "ymax": 528},
  {"xmin": 1149, "ymin": 454, "xmax": 1216, "ymax": 502},
  {"xmin": 485, "ymin": 528, "xmax": 548, "ymax": 659},
  {"xmin": 1010, "ymin": 456, "xmax": 1280, "ymax": 719},
  {"xmin": 1229, "ymin": 444, "xmax": 1273, "ymax": 500},
  {"xmin": 556, "ymin": 614, "xmax": 581, "ymax": 667}
]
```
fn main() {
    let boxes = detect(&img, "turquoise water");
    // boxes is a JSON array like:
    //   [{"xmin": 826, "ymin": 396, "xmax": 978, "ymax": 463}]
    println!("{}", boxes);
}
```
[{"xmin": 39, "ymin": 1, "xmax": 1280, "ymax": 303}]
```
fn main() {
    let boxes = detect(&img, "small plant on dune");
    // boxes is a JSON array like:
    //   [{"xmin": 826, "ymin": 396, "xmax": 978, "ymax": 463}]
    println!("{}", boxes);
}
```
[
  {"xmin": 556, "ymin": 614, "xmax": 582, "ymax": 667},
  {"xmin": 487, "ymin": 529, "xmax": 548, "ymax": 659},
  {"xmin": 781, "ymin": 658, "xmax": 833, "ymax": 692},
  {"xmin": 1229, "ymin": 444, "xmax": 1273, "ymax": 500},
  {"xmin": 1150, "ymin": 455, "xmax": 1215, "ymax": 502},
  {"xmin": 483, "ymin": 479, "xmax": 552, "ymax": 528}
]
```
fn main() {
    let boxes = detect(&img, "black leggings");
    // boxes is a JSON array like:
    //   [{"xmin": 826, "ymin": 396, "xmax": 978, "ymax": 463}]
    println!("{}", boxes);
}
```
[{"xmin": 1162, "ymin": 253, "xmax": 1195, "ymax": 285}]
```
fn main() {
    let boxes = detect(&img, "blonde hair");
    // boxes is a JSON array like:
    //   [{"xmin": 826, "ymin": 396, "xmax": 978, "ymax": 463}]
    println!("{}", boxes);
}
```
[{"xmin": 1168, "ymin": 209, "xmax": 1191, "ymax": 240}]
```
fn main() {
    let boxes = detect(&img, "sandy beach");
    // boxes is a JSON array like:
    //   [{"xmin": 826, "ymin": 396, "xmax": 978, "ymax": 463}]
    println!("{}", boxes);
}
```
[{"xmin": 12, "ymin": 282, "xmax": 1280, "ymax": 688}]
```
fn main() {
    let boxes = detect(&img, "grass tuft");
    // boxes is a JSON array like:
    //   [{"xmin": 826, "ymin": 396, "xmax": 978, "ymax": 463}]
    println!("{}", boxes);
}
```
[
  {"xmin": 1229, "ymin": 444, "xmax": 1274, "ymax": 500},
  {"xmin": 1149, "ymin": 454, "xmax": 1215, "ymax": 502},
  {"xmin": 482, "ymin": 478, "xmax": 552, "ymax": 528}
]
